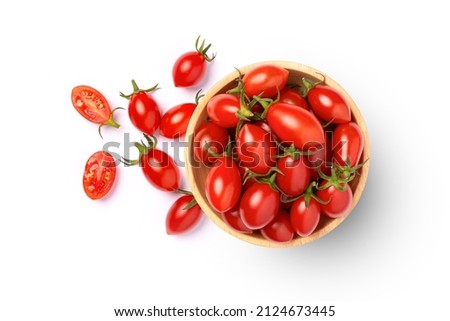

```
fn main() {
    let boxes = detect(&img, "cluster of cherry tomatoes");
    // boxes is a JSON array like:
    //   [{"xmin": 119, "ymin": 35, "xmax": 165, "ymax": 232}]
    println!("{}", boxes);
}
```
[
  {"xmin": 194, "ymin": 64, "xmax": 366, "ymax": 242},
  {"xmin": 71, "ymin": 37, "xmax": 215, "ymax": 235}
]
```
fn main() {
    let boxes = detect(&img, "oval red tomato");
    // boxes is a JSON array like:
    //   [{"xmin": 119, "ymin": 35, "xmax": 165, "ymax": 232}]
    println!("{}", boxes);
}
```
[
  {"xmin": 267, "ymin": 102, "xmax": 325, "ymax": 149},
  {"xmin": 276, "ymin": 155, "xmax": 311, "ymax": 197},
  {"xmin": 205, "ymin": 157, "xmax": 242, "ymax": 213},
  {"xmin": 332, "ymin": 122, "xmax": 364, "ymax": 167},
  {"xmin": 166, "ymin": 195, "xmax": 203, "ymax": 235},
  {"xmin": 240, "ymin": 183, "xmax": 280, "ymax": 230},
  {"xmin": 279, "ymin": 88, "xmax": 308, "ymax": 109},
  {"xmin": 206, "ymin": 93, "xmax": 240, "ymax": 128},
  {"xmin": 193, "ymin": 122, "xmax": 229, "ymax": 164},
  {"xmin": 160, "ymin": 102, "xmax": 196, "ymax": 138},
  {"xmin": 236, "ymin": 124, "xmax": 277, "ymax": 174},
  {"xmin": 221, "ymin": 206, "xmax": 253, "ymax": 234},
  {"xmin": 141, "ymin": 148, "xmax": 181, "ymax": 191},
  {"xmin": 242, "ymin": 64, "xmax": 289, "ymax": 98},
  {"xmin": 307, "ymin": 84, "xmax": 351, "ymax": 124},
  {"xmin": 83, "ymin": 151, "xmax": 117, "ymax": 200},
  {"xmin": 260, "ymin": 209, "xmax": 294, "ymax": 242},
  {"xmin": 290, "ymin": 197, "xmax": 321, "ymax": 237},
  {"xmin": 317, "ymin": 181, "xmax": 353, "ymax": 218}
]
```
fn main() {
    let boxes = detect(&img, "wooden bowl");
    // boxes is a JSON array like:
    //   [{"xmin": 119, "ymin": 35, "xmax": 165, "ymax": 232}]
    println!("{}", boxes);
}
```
[{"xmin": 185, "ymin": 61, "xmax": 370, "ymax": 247}]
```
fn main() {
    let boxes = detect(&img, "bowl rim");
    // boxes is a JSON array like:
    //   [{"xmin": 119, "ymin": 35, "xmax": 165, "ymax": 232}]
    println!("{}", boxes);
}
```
[{"xmin": 185, "ymin": 60, "xmax": 370, "ymax": 248}]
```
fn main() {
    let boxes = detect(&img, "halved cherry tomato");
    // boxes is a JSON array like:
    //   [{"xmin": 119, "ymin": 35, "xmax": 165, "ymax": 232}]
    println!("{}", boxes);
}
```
[
  {"xmin": 317, "ymin": 181, "xmax": 353, "ymax": 218},
  {"xmin": 166, "ymin": 195, "xmax": 203, "ymax": 235},
  {"xmin": 172, "ymin": 36, "xmax": 216, "ymax": 87},
  {"xmin": 236, "ymin": 124, "xmax": 277, "ymax": 174},
  {"xmin": 242, "ymin": 64, "xmax": 289, "ymax": 98},
  {"xmin": 206, "ymin": 93, "xmax": 240, "ymax": 128},
  {"xmin": 71, "ymin": 85, "xmax": 122, "ymax": 137},
  {"xmin": 205, "ymin": 157, "xmax": 242, "ymax": 213},
  {"xmin": 83, "ymin": 151, "xmax": 117, "ymax": 200},
  {"xmin": 307, "ymin": 84, "xmax": 351, "ymax": 124},
  {"xmin": 290, "ymin": 197, "xmax": 321, "ymax": 237},
  {"xmin": 120, "ymin": 80, "xmax": 161, "ymax": 135},
  {"xmin": 193, "ymin": 122, "xmax": 229, "ymax": 164},
  {"xmin": 221, "ymin": 206, "xmax": 253, "ymax": 234},
  {"xmin": 279, "ymin": 88, "xmax": 308, "ymax": 109},
  {"xmin": 332, "ymin": 122, "xmax": 364, "ymax": 167},
  {"xmin": 276, "ymin": 154, "xmax": 311, "ymax": 197},
  {"xmin": 240, "ymin": 183, "xmax": 280, "ymax": 230},
  {"xmin": 260, "ymin": 209, "xmax": 294, "ymax": 242},
  {"xmin": 267, "ymin": 102, "xmax": 325, "ymax": 149}
]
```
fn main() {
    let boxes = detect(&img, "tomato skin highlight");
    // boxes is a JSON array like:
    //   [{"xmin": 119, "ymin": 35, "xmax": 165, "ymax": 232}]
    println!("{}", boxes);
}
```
[
  {"xmin": 205, "ymin": 157, "xmax": 242, "ymax": 213},
  {"xmin": 166, "ymin": 195, "xmax": 202, "ymax": 235},
  {"xmin": 317, "ymin": 182, "xmax": 353, "ymax": 218},
  {"xmin": 332, "ymin": 122, "xmax": 364, "ymax": 167},
  {"xmin": 221, "ymin": 206, "xmax": 253, "ymax": 234},
  {"xmin": 290, "ymin": 197, "xmax": 321, "ymax": 237},
  {"xmin": 206, "ymin": 94, "xmax": 240, "ymax": 128},
  {"xmin": 141, "ymin": 149, "xmax": 181, "ymax": 191},
  {"xmin": 276, "ymin": 155, "xmax": 311, "ymax": 197},
  {"xmin": 267, "ymin": 102, "xmax": 325, "ymax": 150},
  {"xmin": 279, "ymin": 88, "xmax": 309, "ymax": 110},
  {"xmin": 236, "ymin": 124, "xmax": 277, "ymax": 174},
  {"xmin": 307, "ymin": 85, "xmax": 351, "ymax": 124},
  {"xmin": 83, "ymin": 151, "xmax": 117, "ymax": 200},
  {"xmin": 261, "ymin": 209, "xmax": 294, "ymax": 243},
  {"xmin": 128, "ymin": 91, "xmax": 161, "ymax": 135},
  {"xmin": 243, "ymin": 64, "xmax": 289, "ymax": 98},
  {"xmin": 160, "ymin": 102, "xmax": 196, "ymax": 138},
  {"xmin": 239, "ymin": 183, "xmax": 280, "ymax": 230},
  {"xmin": 172, "ymin": 52, "xmax": 206, "ymax": 87},
  {"xmin": 193, "ymin": 122, "xmax": 229, "ymax": 164}
]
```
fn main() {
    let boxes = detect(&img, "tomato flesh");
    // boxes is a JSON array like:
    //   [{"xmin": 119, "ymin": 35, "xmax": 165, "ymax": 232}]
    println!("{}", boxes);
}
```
[
  {"xmin": 83, "ymin": 151, "xmax": 117, "ymax": 200},
  {"xmin": 71, "ymin": 85, "xmax": 111, "ymax": 124}
]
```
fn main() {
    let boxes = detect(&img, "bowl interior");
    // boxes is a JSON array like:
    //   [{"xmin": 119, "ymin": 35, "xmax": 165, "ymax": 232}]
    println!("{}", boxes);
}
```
[{"xmin": 185, "ymin": 61, "xmax": 370, "ymax": 247}]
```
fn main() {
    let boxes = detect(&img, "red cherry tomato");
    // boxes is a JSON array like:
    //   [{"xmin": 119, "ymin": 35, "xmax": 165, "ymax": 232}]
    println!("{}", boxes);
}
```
[
  {"xmin": 307, "ymin": 84, "xmax": 351, "ymax": 124},
  {"xmin": 317, "ymin": 181, "xmax": 353, "ymax": 218},
  {"xmin": 120, "ymin": 80, "xmax": 161, "ymax": 135},
  {"xmin": 193, "ymin": 122, "xmax": 229, "ymax": 164},
  {"xmin": 290, "ymin": 197, "xmax": 321, "ymax": 237},
  {"xmin": 166, "ymin": 195, "xmax": 202, "ymax": 235},
  {"xmin": 279, "ymin": 88, "xmax": 308, "ymax": 109},
  {"xmin": 221, "ymin": 206, "xmax": 253, "ymax": 234},
  {"xmin": 160, "ymin": 103, "xmax": 196, "ymax": 138},
  {"xmin": 332, "ymin": 122, "xmax": 364, "ymax": 167},
  {"xmin": 141, "ymin": 148, "xmax": 181, "ymax": 192},
  {"xmin": 242, "ymin": 64, "xmax": 289, "ymax": 98},
  {"xmin": 71, "ymin": 85, "xmax": 122, "ymax": 136},
  {"xmin": 276, "ymin": 155, "xmax": 311, "ymax": 197},
  {"xmin": 267, "ymin": 102, "xmax": 325, "ymax": 150},
  {"xmin": 82, "ymin": 151, "xmax": 117, "ymax": 200},
  {"xmin": 240, "ymin": 183, "xmax": 280, "ymax": 230},
  {"xmin": 206, "ymin": 94, "xmax": 240, "ymax": 128},
  {"xmin": 236, "ymin": 124, "xmax": 277, "ymax": 174},
  {"xmin": 260, "ymin": 209, "xmax": 294, "ymax": 243},
  {"xmin": 172, "ymin": 36, "xmax": 216, "ymax": 87},
  {"xmin": 205, "ymin": 157, "xmax": 242, "ymax": 213}
]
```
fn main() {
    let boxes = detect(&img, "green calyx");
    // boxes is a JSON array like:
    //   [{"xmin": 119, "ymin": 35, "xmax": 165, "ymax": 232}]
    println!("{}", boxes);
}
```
[
  {"xmin": 119, "ymin": 79, "xmax": 159, "ymax": 100},
  {"xmin": 121, "ymin": 134, "xmax": 158, "ymax": 166},
  {"xmin": 195, "ymin": 35, "xmax": 216, "ymax": 62}
]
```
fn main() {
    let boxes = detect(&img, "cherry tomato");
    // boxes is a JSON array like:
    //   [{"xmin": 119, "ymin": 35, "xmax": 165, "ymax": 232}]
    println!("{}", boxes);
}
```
[
  {"xmin": 260, "ymin": 209, "xmax": 294, "ymax": 243},
  {"xmin": 160, "ymin": 103, "xmax": 196, "ymax": 138},
  {"xmin": 205, "ymin": 157, "xmax": 242, "ymax": 213},
  {"xmin": 240, "ymin": 183, "xmax": 280, "ymax": 230},
  {"xmin": 276, "ymin": 155, "xmax": 311, "ymax": 197},
  {"xmin": 290, "ymin": 197, "xmax": 321, "ymax": 237},
  {"xmin": 71, "ymin": 85, "xmax": 122, "ymax": 137},
  {"xmin": 193, "ymin": 122, "xmax": 229, "ymax": 164},
  {"xmin": 279, "ymin": 88, "xmax": 308, "ymax": 109},
  {"xmin": 242, "ymin": 64, "xmax": 289, "ymax": 98},
  {"xmin": 307, "ymin": 84, "xmax": 351, "ymax": 124},
  {"xmin": 120, "ymin": 80, "xmax": 161, "ymax": 135},
  {"xmin": 206, "ymin": 93, "xmax": 240, "ymax": 128},
  {"xmin": 172, "ymin": 36, "xmax": 216, "ymax": 87},
  {"xmin": 141, "ymin": 148, "xmax": 181, "ymax": 192},
  {"xmin": 332, "ymin": 122, "xmax": 364, "ymax": 167},
  {"xmin": 267, "ymin": 102, "xmax": 325, "ymax": 149},
  {"xmin": 82, "ymin": 151, "xmax": 117, "ymax": 200},
  {"xmin": 166, "ymin": 195, "xmax": 202, "ymax": 235},
  {"xmin": 317, "ymin": 181, "xmax": 353, "ymax": 218},
  {"xmin": 236, "ymin": 124, "xmax": 277, "ymax": 174},
  {"xmin": 221, "ymin": 206, "xmax": 253, "ymax": 234}
]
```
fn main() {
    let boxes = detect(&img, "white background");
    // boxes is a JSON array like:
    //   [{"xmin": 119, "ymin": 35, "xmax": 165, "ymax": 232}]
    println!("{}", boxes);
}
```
[{"xmin": 1, "ymin": 0, "xmax": 449, "ymax": 320}]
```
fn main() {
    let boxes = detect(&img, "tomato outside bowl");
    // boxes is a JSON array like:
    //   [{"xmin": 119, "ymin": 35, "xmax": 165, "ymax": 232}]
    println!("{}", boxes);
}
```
[{"xmin": 185, "ymin": 61, "xmax": 370, "ymax": 248}]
